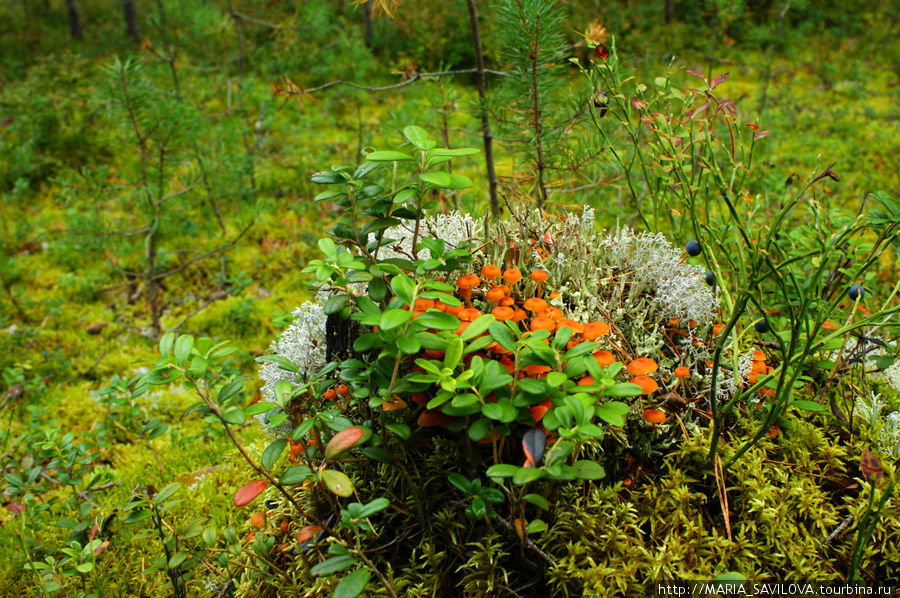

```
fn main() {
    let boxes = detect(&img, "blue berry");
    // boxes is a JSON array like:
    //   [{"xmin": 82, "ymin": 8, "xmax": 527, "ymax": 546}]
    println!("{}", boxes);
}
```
[
  {"xmin": 685, "ymin": 240, "xmax": 701, "ymax": 257},
  {"xmin": 704, "ymin": 271, "xmax": 715, "ymax": 286},
  {"xmin": 848, "ymin": 285, "xmax": 864, "ymax": 301},
  {"xmin": 754, "ymin": 319, "xmax": 769, "ymax": 333}
]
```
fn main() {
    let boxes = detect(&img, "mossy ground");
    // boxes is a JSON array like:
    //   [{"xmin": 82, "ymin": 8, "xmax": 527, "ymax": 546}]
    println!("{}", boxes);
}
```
[{"xmin": 1, "ymin": 3, "xmax": 899, "ymax": 595}]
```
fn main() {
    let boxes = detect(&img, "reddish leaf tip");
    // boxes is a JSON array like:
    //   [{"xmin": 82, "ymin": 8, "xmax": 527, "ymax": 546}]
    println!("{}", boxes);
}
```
[{"xmin": 234, "ymin": 480, "xmax": 268, "ymax": 507}]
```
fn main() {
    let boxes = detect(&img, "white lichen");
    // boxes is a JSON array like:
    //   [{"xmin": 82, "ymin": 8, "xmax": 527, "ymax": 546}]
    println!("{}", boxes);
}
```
[
  {"xmin": 372, "ymin": 210, "xmax": 481, "ymax": 261},
  {"xmin": 257, "ymin": 301, "xmax": 328, "ymax": 435},
  {"xmin": 601, "ymin": 228, "xmax": 719, "ymax": 323}
]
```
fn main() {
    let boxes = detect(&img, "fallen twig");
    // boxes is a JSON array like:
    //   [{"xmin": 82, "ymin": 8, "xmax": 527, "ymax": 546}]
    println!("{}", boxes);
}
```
[{"xmin": 496, "ymin": 516, "xmax": 556, "ymax": 567}]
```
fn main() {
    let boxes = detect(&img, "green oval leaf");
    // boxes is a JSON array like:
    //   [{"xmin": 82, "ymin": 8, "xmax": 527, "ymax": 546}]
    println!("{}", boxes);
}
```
[
  {"xmin": 419, "ymin": 171, "xmax": 473, "ymax": 190},
  {"xmin": 512, "ymin": 467, "xmax": 544, "ymax": 485},
  {"xmin": 334, "ymin": 568, "xmax": 371, "ymax": 598},
  {"xmin": 523, "ymin": 493, "xmax": 549, "ymax": 510},
  {"xmin": 321, "ymin": 470, "xmax": 354, "ymax": 497},
  {"xmin": 413, "ymin": 310, "xmax": 460, "ymax": 331},
  {"xmin": 158, "ymin": 332, "xmax": 175, "ymax": 357},
  {"xmin": 380, "ymin": 308, "xmax": 412, "ymax": 332},
  {"xmin": 573, "ymin": 460, "xmax": 606, "ymax": 480},
  {"xmin": 261, "ymin": 438, "xmax": 287, "ymax": 471},
  {"xmin": 310, "ymin": 554, "xmax": 358, "ymax": 576},
  {"xmin": 174, "ymin": 334, "xmax": 194, "ymax": 367},
  {"xmin": 366, "ymin": 150, "xmax": 414, "ymax": 162},
  {"xmin": 281, "ymin": 465, "xmax": 312, "ymax": 485},
  {"xmin": 485, "ymin": 464, "xmax": 518, "ymax": 478},
  {"xmin": 403, "ymin": 125, "xmax": 434, "ymax": 150}
]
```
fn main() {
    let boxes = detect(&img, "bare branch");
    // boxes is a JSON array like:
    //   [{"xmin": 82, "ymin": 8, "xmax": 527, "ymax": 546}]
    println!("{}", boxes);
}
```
[
  {"xmin": 150, "ymin": 214, "xmax": 257, "ymax": 281},
  {"xmin": 287, "ymin": 68, "xmax": 510, "ymax": 96}
]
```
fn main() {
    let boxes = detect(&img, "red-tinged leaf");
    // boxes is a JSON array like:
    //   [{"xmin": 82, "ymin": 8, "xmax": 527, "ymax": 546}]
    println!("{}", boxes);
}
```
[
  {"xmin": 513, "ymin": 518, "xmax": 526, "ymax": 541},
  {"xmin": 710, "ymin": 72, "xmax": 729, "ymax": 89},
  {"xmin": 522, "ymin": 428, "xmax": 547, "ymax": 468},
  {"xmin": 233, "ymin": 480, "xmax": 267, "ymax": 507},
  {"xmin": 686, "ymin": 69, "xmax": 707, "ymax": 81},
  {"xmin": 93, "ymin": 540, "xmax": 110, "ymax": 556},
  {"xmin": 754, "ymin": 129, "xmax": 772, "ymax": 140},
  {"xmin": 715, "ymin": 98, "xmax": 735, "ymax": 116},
  {"xmin": 593, "ymin": 43, "xmax": 609, "ymax": 60},
  {"xmin": 746, "ymin": 123, "xmax": 759, "ymax": 130},
  {"xmin": 324, "ymin": 426, "xmax": 371, "ymax": 459},
  {"xmin": 7, "ymin": 502, "xmax": 24, "ymax": 514},
  {"xmin": 856, "ymin": 305, "xmax": 870, "ymax": 316},
  {"xmin": 860, "ymin": 449, "xmax": 883, "ymax": 484},
  {"xmin": 690, "ymin": 102, "xmax": 711, "ymax": 118},
  {"xmin": 631, "ymin": 98, "xmax": 648, "ymax": 111}
]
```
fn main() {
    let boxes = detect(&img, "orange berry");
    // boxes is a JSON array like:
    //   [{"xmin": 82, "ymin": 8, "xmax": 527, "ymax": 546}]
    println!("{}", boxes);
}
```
[
  {"xmin": 529, "ymin": 398, "xmax": 553, "ymax": 422},
  {"xmin": 492, "ymin": 306, "xmax": 515, "ymax": 321},
  {"xmin": 631, "ymin": 375, "xmax": 659, "ymax": 395},
  {"xmin": 524, "ymin": 297, "xmax": 548, "ymax": 313},
  {"xmin": 502, "ymin": 268, "xmax": 522, "ymax": 284},
  {"xmin": 643, "ymin": 408, "xmax": 666, "ymax": 424},
  {"xmin": 456, "ymin": 274, "xmax": 480, "ymax": 289},
  {"xmin": 546, "ymin": 307, "xmax": 564, "ymax": 322},
  {"xmin": 530, "ymin": 269, "xmax": 549, "ymax": 282},
  {"xmin": 250, "ymin": 512, "xmax": 265, "ymax": 527},
  {"xmin": 336, "ymin": 384, "xmax": 350, "ymax": 396},
  {"xmin": 557, "ymin": 319, "xmax": 584, "ymax": 334},
  {"xmin": 414, "ymin": 298, "xmax": 436, "ymax": 310},
  {"xmin": 626, "ymin": 357, "xmax": 658, "ymax": 376},
  {"xmin": 582, "ymin": 321, "xmax": 610, "ymax": 340},
  {"xmin": 460, "ymin": 307, "xmax": 482, "ymax": 321},
  {"xmin": 481, "ymin": 264, "xmax": 501, "ymax": 278},
  {"xmin": 486, "ymin": 287, "xmax": 506, "ymax": 302},
  {"xmin": 530, "ymin": 317, "xmax": 555, "ymax": 332},
  {"xmin": 593, "ymin": 350, "xmax": 615, "ymax": 367},
  {"xmin": 522, "ymin": 364, "xmax": 551, "ymax": 377},
  {"xmin": 445, "ymin": 304, "xmax": 464, "ymax": 317}
]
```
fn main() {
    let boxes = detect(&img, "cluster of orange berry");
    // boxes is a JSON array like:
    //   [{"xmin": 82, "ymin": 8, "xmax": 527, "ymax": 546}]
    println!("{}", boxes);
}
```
[{"xmin": 387, "ymin": 265, "xmax": 697, "ymax": 431}]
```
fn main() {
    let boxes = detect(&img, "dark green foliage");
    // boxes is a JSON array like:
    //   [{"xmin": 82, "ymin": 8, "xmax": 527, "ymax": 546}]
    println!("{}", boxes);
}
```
[{"xmin": 2, "ymin": 2, "xmax": 899, "ymax": 596}]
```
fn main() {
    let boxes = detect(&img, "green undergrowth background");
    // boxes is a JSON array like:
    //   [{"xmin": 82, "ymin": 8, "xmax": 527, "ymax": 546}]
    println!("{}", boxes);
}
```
[{"xmin": 1, "ymin": 0, "xmax": 899, "ymax": 594}]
